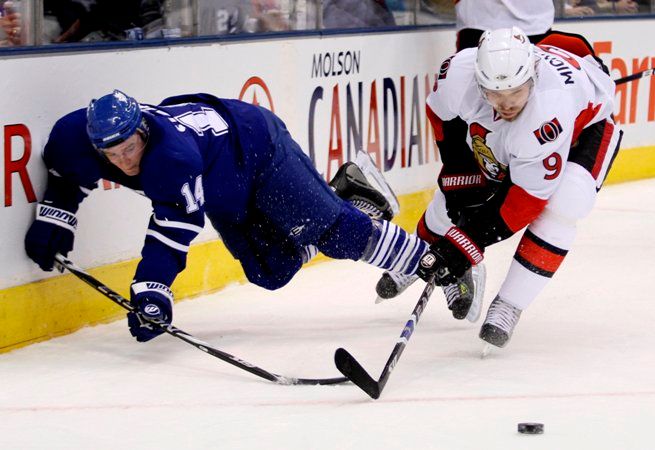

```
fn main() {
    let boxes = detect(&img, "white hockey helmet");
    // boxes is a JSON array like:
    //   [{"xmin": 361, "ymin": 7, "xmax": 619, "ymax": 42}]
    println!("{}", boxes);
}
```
[{"xmin": 475, "ymin": 27, "xmax": 535, "ymax": 91}]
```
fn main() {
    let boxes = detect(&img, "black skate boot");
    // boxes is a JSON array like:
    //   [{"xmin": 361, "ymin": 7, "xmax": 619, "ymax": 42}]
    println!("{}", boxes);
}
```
[
  {"xmin": 329, "ymin": 162, "xmax": 394, "ymax": 221},
  {"xmin": 375, "ymin": 271, "xmax": 418, "ymax": 303},
  {"xmin": 479, "ymin": 295, "xmax": 522, "ymax": 348}
]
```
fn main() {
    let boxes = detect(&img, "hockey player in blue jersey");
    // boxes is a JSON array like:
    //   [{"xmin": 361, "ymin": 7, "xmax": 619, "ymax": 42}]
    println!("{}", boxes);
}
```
[{"xmin": 25, "ymin": 90, "xmax": 430, "ymax": 342}]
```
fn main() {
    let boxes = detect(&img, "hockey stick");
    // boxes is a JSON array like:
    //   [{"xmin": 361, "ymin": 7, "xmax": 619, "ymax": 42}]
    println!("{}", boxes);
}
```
[
  {"xmin": 335, "ymin": 278, "xmax": 436, "ymax": 399},
  {"xmin": 55, "ymin": 254, "xmax": 348, "ymax": 386},
  {"xmin": 614, "ymin": 68, "xmax": 654, "ymax": 85}
]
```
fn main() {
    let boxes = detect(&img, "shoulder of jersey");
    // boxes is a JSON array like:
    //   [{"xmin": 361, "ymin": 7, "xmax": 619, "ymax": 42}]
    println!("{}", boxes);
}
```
[
  {"xmin": 534, "ymin": 46, "xmax": 592, "ymax": 89},
  {"xmin": 432, "ymin": 48, "xmax": 477, "ymax": 110},
  {"xmin": 49, "ymin": 108, "xmax": 88, "ymax": 142},
  {"xmin": 140, "ymin": 115, "xmax": 203, "ymax": 200},
  {"xmin": 439, "ymin": 48, "xmax": 476, "ymax": 86},
  {"xmin": 507, "ymin": 95, "xmax": 571, "ymax": 159}
]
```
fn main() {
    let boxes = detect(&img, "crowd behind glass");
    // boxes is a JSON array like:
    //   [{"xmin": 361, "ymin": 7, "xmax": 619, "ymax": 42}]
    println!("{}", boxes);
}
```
[{"xmin": 1, "ymin": 0, "xmax": 653, "ymax": 48}]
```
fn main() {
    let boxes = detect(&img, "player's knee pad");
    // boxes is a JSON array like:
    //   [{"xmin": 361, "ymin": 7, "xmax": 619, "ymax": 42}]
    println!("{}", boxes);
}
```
[
  {"xmin": 239, "ymin": 245, "xmax": 303, "ymax": 291},
  {"xmin": 548, "ymin": 163, "xmax": 597, "ymax": 221},
  {"xmin": 316, "ymin": 201, "xmax": 372, "ymax": 260},
  {"xmin": 529, "ymin": 163, "xmax": 597, "ymax": 249}
]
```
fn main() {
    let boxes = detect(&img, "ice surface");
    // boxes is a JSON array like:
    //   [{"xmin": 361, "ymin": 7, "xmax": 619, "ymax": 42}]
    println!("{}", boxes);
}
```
[{"xmin": 2, "ymin": 179, "xmax": 655, "ymax": 450}]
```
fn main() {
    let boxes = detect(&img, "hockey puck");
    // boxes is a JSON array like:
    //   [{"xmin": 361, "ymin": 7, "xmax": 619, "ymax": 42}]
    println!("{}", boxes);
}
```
[{"xmin": 518, "ymin": 423, "xmax": 544, "ymax": 434}]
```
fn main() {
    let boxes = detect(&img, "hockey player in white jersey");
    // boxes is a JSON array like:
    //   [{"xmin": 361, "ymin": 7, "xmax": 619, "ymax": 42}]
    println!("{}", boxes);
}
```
[{"xmin": 380, "ymin": 27, "xmax": 622, "ymax": 348}]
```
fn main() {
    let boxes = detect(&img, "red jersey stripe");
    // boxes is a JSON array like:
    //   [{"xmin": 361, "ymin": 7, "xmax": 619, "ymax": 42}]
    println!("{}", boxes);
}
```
[{"xmin": 590, "ymin": 121, "xmax": 615, "ymax": 180}]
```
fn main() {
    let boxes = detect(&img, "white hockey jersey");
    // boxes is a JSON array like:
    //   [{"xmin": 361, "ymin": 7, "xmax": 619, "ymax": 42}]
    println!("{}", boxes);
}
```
[
  {"xmin": 455, "ymin": 0, "xmax": 554, "ymax": 35},
  {"xmin": 426, "ymin": 44, "xmax": 616, "ymax": 203}
]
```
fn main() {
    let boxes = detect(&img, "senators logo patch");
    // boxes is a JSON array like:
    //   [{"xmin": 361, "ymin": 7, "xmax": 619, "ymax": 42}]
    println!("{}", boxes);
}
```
[
  {"xmin": 533, "ymin": 118, "xmax": 563, "ymax": 145},
  {"xmin": 438, "ymin": 56, "xmax": 454, "ymax": 80}
]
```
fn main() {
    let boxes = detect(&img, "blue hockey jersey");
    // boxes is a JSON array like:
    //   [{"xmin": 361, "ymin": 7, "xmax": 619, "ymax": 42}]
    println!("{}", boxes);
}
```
[{"xmin": 42, "ymin": 94, "xmax": 342, "ymax": 289}]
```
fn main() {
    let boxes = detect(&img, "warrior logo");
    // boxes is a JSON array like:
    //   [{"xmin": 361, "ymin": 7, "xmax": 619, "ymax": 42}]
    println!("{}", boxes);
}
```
[
  {"xmin": 533, "ymin": 117, "xmax": 563, "ymax": 145},
  {"xmin": 469, "ymin": 123, "xmax": 507, "ymax": 181}
]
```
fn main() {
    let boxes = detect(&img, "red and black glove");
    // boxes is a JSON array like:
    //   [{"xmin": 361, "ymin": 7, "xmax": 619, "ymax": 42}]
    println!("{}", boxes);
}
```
[{"xmin": 416, "ymin": 226, "xmax": 484, "ymax": 285}]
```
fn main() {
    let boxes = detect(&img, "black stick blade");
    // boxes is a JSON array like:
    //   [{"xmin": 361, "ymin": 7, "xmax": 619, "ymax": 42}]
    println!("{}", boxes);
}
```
[
  {"xmin": 291, "ymin": 376, "xmax": 350, "ymax": 386},
  {"xmin": 334, "ymin": 348, "xmax": 381, "ymax": 399}
]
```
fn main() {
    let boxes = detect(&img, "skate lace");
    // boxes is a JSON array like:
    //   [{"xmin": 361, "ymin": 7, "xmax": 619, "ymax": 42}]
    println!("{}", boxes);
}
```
[
  {"xmin": 351, "ymin": 199, "xmax": 384, "ymax": 219},
  {"xmin": 485, "ymin": 298, "xmax": 521, "ymax": 332},
  {"xmin": 443, "ymin": 282, "xmax": 463, "ymax": 307},
  {"xmin": 388, "ymin": 271, "xmax": 417, "ymax": 289}
]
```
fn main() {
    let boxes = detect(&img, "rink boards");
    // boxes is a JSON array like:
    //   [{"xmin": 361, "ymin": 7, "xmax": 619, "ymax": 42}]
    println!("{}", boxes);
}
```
[{"xmin": 1, "ymin": 19, "xmax": 654, "ymax": 352}]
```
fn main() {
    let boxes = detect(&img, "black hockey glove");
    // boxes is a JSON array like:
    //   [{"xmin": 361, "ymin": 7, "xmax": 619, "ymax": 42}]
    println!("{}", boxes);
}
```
[
  {"xmin": 416, "ymin": 226, "xmax": 484, "ymax": 286},
  {"xmin": 24, "ymin": 203, "xmax": 77, "ymax": 271},
  {"xmin": 456, "ymin": 203, "xmax": 515, "ymax": 248},
  {"xmin": 127, "ymin": 281, "xmax": 174, "ymax": 343}
]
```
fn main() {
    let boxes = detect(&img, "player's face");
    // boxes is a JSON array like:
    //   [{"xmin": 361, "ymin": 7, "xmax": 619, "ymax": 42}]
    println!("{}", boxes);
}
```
[
  {"xmin": 482, "ymin": 79, "xmax": 533, "ymax": 121},
  {"xmin": 102, "ymin": 132, "xmax": 146, "ymax": 176}
]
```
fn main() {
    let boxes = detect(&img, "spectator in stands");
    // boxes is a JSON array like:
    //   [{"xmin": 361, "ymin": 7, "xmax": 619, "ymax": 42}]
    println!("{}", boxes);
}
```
[
  {"xmin": 46, "ymin": 0, "xmax": 164, "ymax": 42},
  {"xmin": 322, "ymin": 0, "xmax": 396, "ymax": 29},
  {"xmin": 197, "ymin": 0, "xmax": 249, "ymax": 35},
  {"xmin": 564, "ymin": 0, "xmax": 639, "ymax": 16},
  {"xmin": 251, "ymin": 0, "xmax": 290, "ymax": 31},
  {"xmin": 0, "ymin": 1, "xmax": 23, "ymax": 46},
  {"xmin": 418, "ymin": 0, "xmax": 456, "ymax": 25},
  {"xmin": 564, "ymin": 0, "xmax": 596, "ymax": 16},
  {"xmin": 196, "ymin": 0, "xmax": 290, "ymax": 36}
]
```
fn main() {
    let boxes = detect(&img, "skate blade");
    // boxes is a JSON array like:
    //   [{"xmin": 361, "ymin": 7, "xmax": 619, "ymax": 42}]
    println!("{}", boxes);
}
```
[
  {"xmin": 354, "ymin": 151, "xmax": 400, "ymax": 216},
  {"xmin": 480, "ymin": 343, "xmax": 493, "ymax": 359},
  {"xmin": 465, "ymin": 264, "xmax": 487, "ymax": 323},
  {"xmin": 375, "ymin": 295, "xmax": 394, "ymax": 304}
]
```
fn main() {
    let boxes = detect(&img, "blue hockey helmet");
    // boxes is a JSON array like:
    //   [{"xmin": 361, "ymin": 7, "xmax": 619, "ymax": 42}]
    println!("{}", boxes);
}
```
[{"xmin": 86, "ymin": 90, "xmax": 147, "ymax": 150}]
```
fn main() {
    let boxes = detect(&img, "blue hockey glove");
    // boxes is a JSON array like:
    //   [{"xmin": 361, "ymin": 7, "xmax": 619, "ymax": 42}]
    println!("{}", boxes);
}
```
[
  {"xmin": 127, "ymin": 281, "xmax": 174, "ymax": 343},
  {"xmin": 416, "ymin": 226, "xmax": 484, "ymax": 285},
  {"xmin": 24, "ymin": 203, "xmax": 77, "ymax": 271}
]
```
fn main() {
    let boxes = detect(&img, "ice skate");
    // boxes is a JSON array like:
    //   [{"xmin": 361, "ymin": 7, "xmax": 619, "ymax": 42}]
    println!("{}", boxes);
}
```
[
  {"xmin": 479, "ymin": 295, "xmax": 522, "ymax": 348},
  {"xmin": 329, "ymin": 161, "xmax": 394, "ymax": 220},
  {"xmin": 375, "ymin": 271, "xmax": 418, "ymax": 303},
  {"xmin": 442, "ymin": 271, "xmax": 473, "ymax": 320},
  {"xmin": 443, "ymin": 264, "xmax": 486, "ymax": 321}
]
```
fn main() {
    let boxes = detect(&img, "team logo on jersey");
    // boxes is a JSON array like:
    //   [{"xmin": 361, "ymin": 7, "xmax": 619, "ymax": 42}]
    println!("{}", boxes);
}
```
[
  {"xmin": 469, "ymin": 123, "xmax": 507, "ymax": 181},
  {"xmin": 533, "ymin": 118, "xmax": 563, "ymax": 145},
  {"xmin": 438, "ymin": 56, "xmax": 454, "ymax": 80}
]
